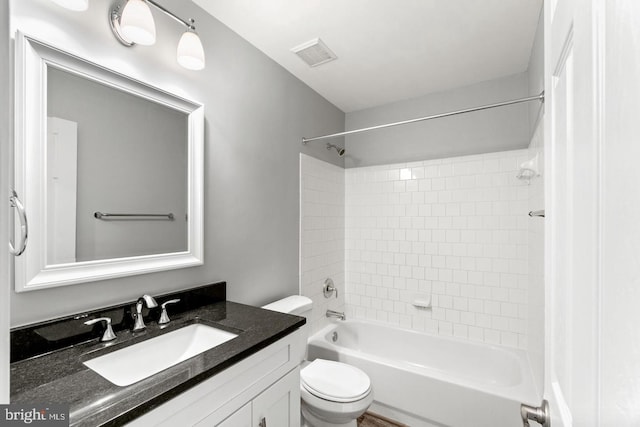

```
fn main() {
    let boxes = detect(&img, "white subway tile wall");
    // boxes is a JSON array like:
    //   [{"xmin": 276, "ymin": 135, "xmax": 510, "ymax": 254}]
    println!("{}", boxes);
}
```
[
  {"xmin": 345, "ymin": 150, "xmax": 530, "ymax": 348},
  {"xmin": 300, "ymin": 154, "xmax": 345, "ymax": 334}
]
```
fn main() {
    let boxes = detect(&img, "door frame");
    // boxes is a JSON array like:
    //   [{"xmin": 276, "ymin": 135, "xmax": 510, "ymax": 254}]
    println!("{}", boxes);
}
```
[
  {"xmin": 544, "ymin": 0, "xmax": 605, "ymax": 425},
  {"xmin": 1, "ymin": 0, "xmax": 12, "ymax": 404}
]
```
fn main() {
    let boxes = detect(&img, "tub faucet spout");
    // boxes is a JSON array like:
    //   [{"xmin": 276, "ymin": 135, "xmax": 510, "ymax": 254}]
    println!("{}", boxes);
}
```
[{"xmin": 326, "ymin": 309, "xmax": 346, "ymax": 321}]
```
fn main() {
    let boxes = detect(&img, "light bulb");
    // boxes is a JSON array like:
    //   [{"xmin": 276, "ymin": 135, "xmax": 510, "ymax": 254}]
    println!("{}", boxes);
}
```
[
  {"xmin": 50, "ymin": 0, "xmax": 89, "ymax": 11},
  {"xmin": 120, "ymin": 0, "xmax": 156, "ymax": 46},
  {"xmin": 177, "ymin": 30, "xmax": 205, "ymax": 70}
]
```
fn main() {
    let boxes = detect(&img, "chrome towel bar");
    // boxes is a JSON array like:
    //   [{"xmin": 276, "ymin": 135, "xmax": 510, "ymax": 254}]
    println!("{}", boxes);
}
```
[{"xmin": 94, "ymin": 212, "xmax": 174, "ymax": 220}]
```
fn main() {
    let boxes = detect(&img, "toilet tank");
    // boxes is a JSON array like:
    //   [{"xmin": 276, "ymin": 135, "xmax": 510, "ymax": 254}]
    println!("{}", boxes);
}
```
[
  {"xmin": 262, "ymin": 296, "xmax": 313, "ymax": 362},
  {"xmin": 262, "ymin": 295, "xmax": 313, "ymax": 319}
]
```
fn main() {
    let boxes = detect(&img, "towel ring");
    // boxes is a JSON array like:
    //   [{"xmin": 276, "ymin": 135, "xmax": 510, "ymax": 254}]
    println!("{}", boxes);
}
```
[{"xmin": 9, "ymin": 189, "xmax": 28, "ymax": 256}]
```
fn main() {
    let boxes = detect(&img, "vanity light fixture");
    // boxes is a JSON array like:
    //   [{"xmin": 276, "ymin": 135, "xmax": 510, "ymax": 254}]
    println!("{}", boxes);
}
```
[
  {"xmin": 110, "ymin": 0, "xmax": 206, "ymax": 70},
  {"xmin": 177, "ymin": 25, "xmax": 206, "ymax": 71},
  {"xmin": 117, "ymin": 0, "xmax": 156, "ymax": 46},
  {"xmin": 49, "ymin": 0, "xmax": 89, "ymax": 11}
]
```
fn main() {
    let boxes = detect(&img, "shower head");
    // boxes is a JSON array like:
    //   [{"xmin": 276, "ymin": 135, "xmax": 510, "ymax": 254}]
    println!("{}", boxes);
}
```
[{"xmin": 326, "ymin": 143, "xmax": 345, "ymax": 157}]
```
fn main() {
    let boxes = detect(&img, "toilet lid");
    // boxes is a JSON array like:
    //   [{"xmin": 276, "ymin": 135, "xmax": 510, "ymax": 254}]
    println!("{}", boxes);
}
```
[{"xmin": 301, "ymin": 359, "xmax": 371, "ymax": 403}]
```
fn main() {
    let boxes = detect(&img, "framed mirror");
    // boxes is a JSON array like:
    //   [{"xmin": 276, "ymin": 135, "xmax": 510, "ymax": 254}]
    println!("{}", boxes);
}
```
[{"xmin": 13, "ymin": 31, "xmax": 204, "ymax": 292}]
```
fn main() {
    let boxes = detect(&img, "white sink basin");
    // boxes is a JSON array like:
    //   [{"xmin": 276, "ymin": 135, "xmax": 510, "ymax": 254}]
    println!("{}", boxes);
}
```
[{"xmin": 83, "ymin": 323, "xmax": 238, "ymax": 386}]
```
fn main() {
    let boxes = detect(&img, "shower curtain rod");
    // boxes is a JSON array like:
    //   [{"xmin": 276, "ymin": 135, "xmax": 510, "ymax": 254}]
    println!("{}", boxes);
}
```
[{"xmin": 302, "ymin": 92, "xmax": 545, "ymax": 144}]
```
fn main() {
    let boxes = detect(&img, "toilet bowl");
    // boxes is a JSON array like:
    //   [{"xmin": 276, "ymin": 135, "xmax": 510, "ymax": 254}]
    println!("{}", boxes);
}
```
[
  {"xmin": 300, "ymin": 359, "xmax": 374, "ymax": 427},
  {"xmin": 262, "ymin": 296, "xmax": 373, "ymax": 427}
]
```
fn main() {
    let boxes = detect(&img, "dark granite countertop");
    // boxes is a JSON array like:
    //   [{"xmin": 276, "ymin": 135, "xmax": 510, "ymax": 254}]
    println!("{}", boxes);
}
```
[{"xmin": 10, "ymin": 284, "xmax": 305, "ymax": 427}]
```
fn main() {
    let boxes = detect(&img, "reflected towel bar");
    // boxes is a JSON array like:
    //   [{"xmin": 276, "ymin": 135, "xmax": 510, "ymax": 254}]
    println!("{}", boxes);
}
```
[{"xmin": 94, "ymin": 212, "xmax": 174, "ymax": 220}]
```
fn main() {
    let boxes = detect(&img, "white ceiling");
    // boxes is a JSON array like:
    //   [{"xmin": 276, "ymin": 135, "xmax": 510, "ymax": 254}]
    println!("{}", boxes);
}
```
[{"xmin": 194, "ymin": 0, "xmax": 543, "ymax": 113}]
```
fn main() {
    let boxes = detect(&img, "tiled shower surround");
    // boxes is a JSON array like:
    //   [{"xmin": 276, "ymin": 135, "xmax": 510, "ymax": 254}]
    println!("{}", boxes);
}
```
[
  {"xmin": 345, "ymin": 150, "xmax": 530, "ymax": 349},
  {"xmin": 300, "ymin": 154, "xmax": 345, "ymax": 334}
]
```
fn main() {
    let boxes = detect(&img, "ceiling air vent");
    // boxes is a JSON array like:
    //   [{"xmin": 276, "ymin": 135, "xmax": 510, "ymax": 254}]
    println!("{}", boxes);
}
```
[{"xmin": 291, "ymin": 38, "xmax": 337, "ymax": 67}]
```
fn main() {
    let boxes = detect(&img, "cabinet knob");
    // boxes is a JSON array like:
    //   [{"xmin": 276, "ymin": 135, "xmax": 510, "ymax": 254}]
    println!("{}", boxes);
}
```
[{"xmin": 259, "ymin": 417, "xmax": 266, "ymax": 427}]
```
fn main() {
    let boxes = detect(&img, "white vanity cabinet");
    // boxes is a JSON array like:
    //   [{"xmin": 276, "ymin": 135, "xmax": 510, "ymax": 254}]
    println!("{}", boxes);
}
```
[
  {"xmin": 250, "ymin": 367, "xmax": 300, "ymax": 427},
  {"xmin": 214, "ymin": 367, "xmax": 300, "ymax": 427},
  {"xmin": 125, "ymin": 329, "xmax": 304, "ymax": 427},
  {"xmin": 216, "ymin": 404, "xmax": 251, "ymax": 427}
]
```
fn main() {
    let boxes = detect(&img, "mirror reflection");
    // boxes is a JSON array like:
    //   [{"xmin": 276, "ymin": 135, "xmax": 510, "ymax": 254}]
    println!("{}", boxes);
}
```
[{"xmin": 46, "ymin": 67, "xmax": 188, "ymax": 265}]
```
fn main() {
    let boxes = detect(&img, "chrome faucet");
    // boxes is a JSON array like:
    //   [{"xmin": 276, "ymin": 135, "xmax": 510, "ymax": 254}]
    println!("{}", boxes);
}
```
[
  {"xmin": 326, "ymin": 309, "xmax": 346, "ymax": 321},
  {"xmin": 133, "ymin": 294, "xmax": 158, "ymax": 331}
]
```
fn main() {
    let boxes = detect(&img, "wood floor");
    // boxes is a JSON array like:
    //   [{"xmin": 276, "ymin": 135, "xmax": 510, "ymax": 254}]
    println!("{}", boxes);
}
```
[{"xmin": 357, "ymin": 412, "xmax": 408, "ymax": 427}]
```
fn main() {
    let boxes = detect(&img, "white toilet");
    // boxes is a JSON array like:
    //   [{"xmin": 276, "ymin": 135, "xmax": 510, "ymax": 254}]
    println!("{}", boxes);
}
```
[{"xmin": 262, "ymin": 296, "xmax": 373, "ymax": 427}]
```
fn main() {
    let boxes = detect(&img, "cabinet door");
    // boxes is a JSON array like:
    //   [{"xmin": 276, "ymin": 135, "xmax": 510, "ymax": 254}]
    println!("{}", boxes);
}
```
[
  {"xmin": 215, "ymin": 403, "xmax": 251, "ymax": 427},
  {"xmin": 252, "ymin": 367, "xmax": 300, "ymax": 427}
]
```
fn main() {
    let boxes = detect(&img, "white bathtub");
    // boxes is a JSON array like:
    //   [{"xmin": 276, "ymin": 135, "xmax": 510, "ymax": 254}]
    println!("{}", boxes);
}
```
[{"xmin": 307, "ymin": 320, "xmax": 539, "ymax": 427}]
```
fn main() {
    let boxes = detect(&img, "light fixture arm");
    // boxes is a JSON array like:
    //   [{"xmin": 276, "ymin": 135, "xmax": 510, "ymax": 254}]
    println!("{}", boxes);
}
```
[
  {"xmin": 146, "ymin": 0, "xmax": 196, "ymax": 30},
  {"xmin": 110, "ymin": 4, "xmax": 134, "ymax": 46}
]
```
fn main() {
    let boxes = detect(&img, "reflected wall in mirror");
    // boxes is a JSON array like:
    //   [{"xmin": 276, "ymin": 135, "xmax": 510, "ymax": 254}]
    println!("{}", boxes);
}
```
[
  {"xmin": 14, "ymin": 31, "xmax": 204, "ymax": 292},
  {"xmin": 47, "ymin": 67, "xmax": 188, "ymax": 264}
]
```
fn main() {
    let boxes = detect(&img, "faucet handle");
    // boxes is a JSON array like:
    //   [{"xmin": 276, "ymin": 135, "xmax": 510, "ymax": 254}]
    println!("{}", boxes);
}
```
[
  {"xmin": 84, "ymin": 317, "xmax": 117, "ymax": 342},
  {"xmin": 159, "ymin": 299, "xmax": 180, "ymax": 324}
]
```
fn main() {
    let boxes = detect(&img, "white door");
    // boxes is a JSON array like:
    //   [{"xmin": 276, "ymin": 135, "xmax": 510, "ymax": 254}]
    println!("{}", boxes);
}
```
[
  {"xmin": 46, "ymin": 117, "xmax": 78, "ymax": 265},
  {"xmin": 0, "ymin": 0, "xmax": 10, "ymax": 404},
  {"xmin": 544, "ymin": 0, "xmax": 603, "ymax": 425},
  {"xmin": 252, "ymin": 368, "xmax": 300, "ymax": 427}
]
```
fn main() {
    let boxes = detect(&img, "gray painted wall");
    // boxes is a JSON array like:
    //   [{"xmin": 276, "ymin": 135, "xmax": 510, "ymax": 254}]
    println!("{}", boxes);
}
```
[
  {"xmin": 527, "ymin": 8, "xmax": 544, "ymax": 135},
  {"xmin": 1, "ymin": 0, "xmax": 10, "ymax": 402},
  {"xmin": 10, "ymin": 0, "xmax": 344, "ymax": 326},
  {"xmin": 48, "ymin": 67, "xmax": 188, "ymax": 261},
  {"xmin": 344, "ymin": 72, "xmax": 531, "ymax": 168}
]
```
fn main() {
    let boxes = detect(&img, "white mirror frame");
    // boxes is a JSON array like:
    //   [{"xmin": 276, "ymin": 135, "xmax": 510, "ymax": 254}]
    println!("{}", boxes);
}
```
[{"xmin": 13, "ymin": 31, "xmax": 204, "ymax": 292}]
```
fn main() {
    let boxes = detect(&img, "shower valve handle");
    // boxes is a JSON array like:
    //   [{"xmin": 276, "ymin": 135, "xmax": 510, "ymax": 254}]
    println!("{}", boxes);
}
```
[{"xmin": 323, "ymin": 278, "xmax": 338, "ymax": 298}]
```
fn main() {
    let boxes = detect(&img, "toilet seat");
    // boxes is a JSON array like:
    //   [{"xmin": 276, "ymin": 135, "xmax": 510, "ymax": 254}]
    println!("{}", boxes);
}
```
[{"xmin": 301, "ymin": 359, "xmax": 371, "ymax": 403}]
